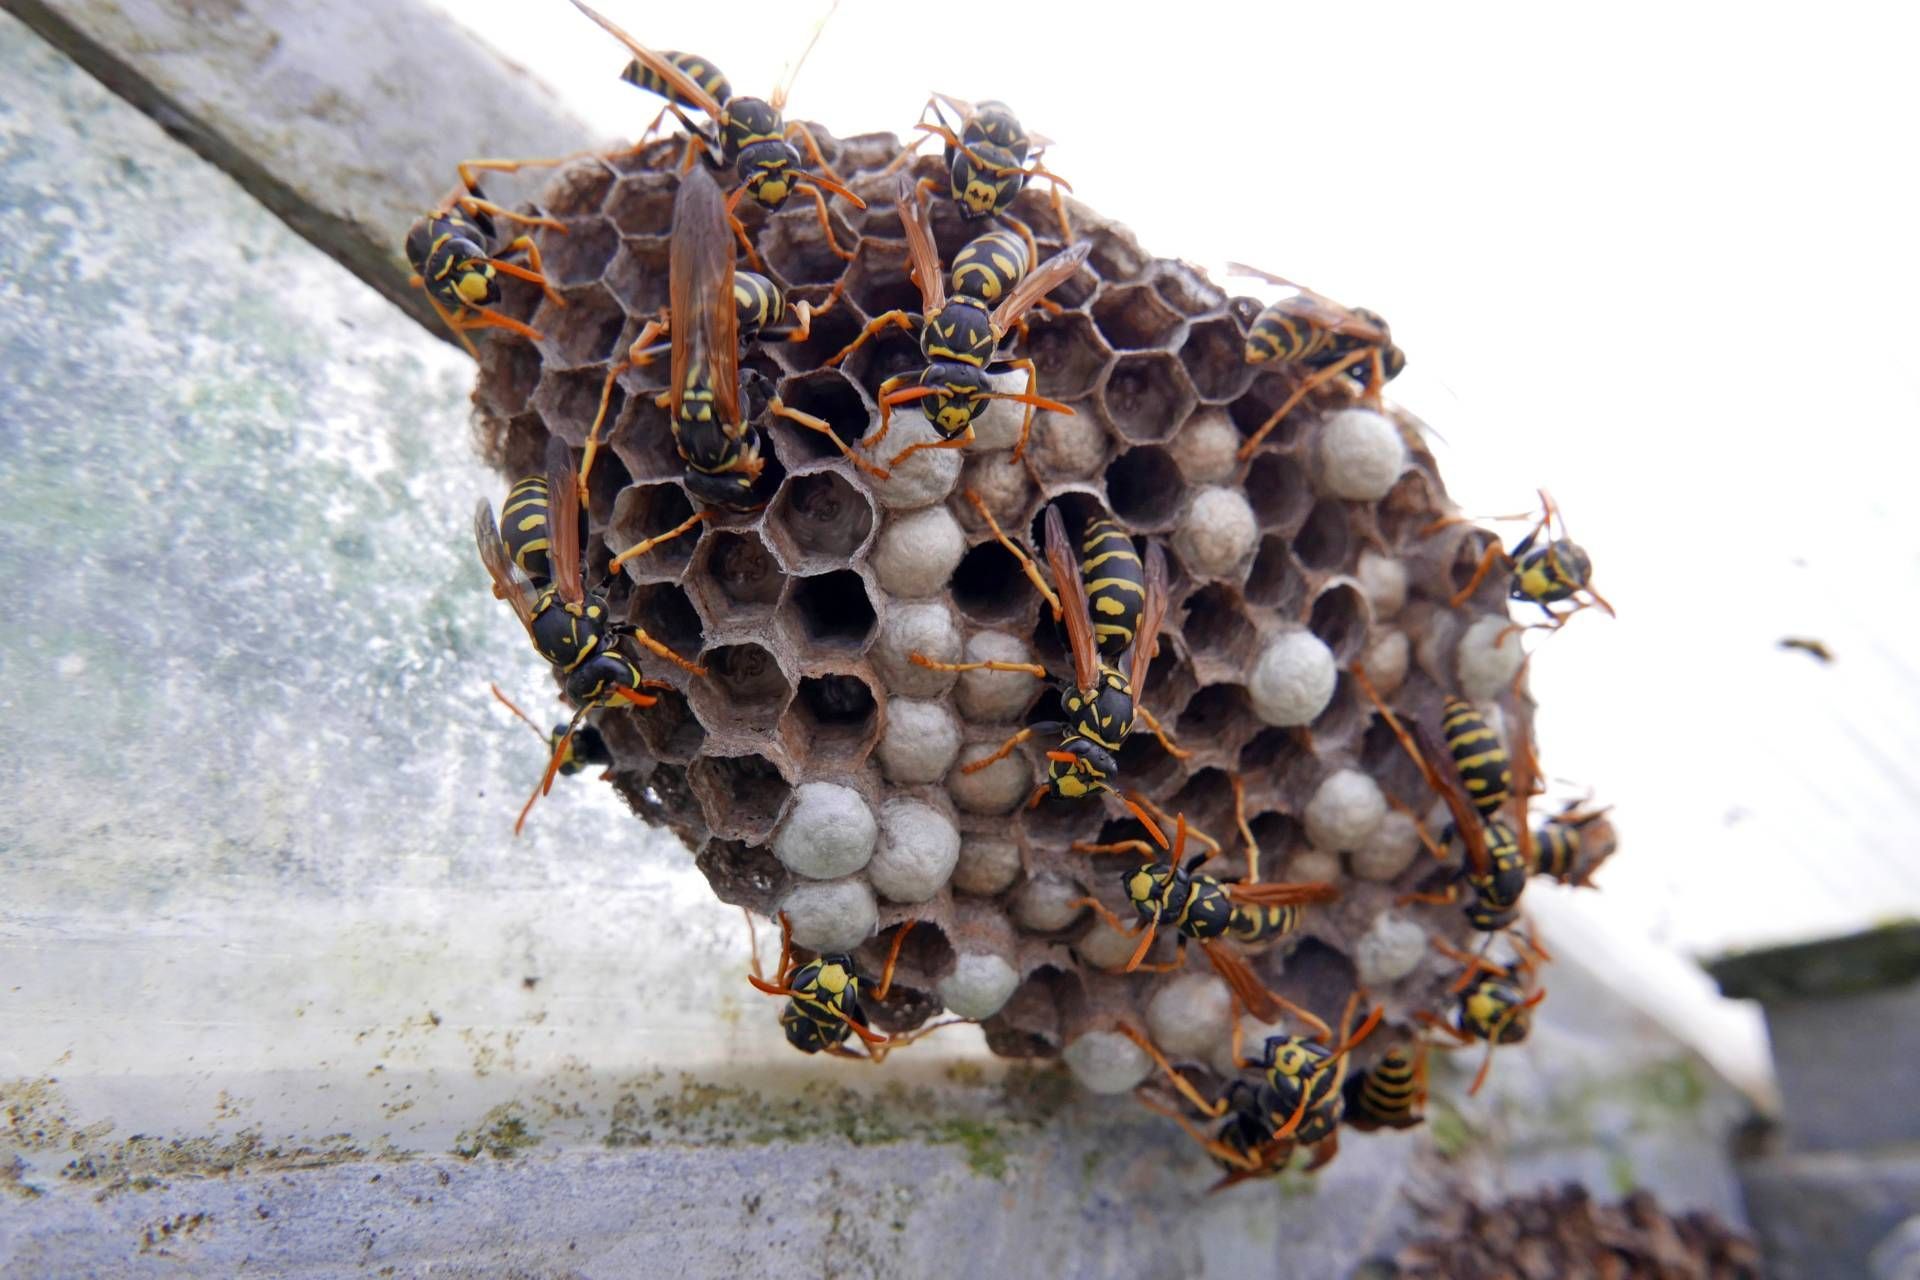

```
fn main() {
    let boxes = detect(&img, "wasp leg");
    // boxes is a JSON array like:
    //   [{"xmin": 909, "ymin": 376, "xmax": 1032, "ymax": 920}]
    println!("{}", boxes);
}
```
[
  {"xmin": 770, "ymin": 399, "xmax": 891, "ymax": 480},
  {"xmin": 449, "ymin": 189, "xmax": 568, "ymax": 234},
  {"xmin": 1396, "ymin": 885, "xmax": 1462, "ymax": 910},
  {"xmin": 489, "ymin": 683, "xmax": 547, "ymax": 739},
  {"xmin": 794, "ymin": 180, "xmax": 858, "ymax": 261},
  {"xmin": 1067, "ymin": 896, "xmax": 1161, "ymax": 972},
  {"xmin": 889, "ymin": 424, "xmax": 976, "ymax": 471},
  {"xmin": 1134, "ymin": 1093, "xmax": 1266, "ymax": 1173},
  {"xmin": 724, "ymin": 202, "xmax": 765, "ymax": 273},
  {"xmin": 782, "ymin": 120, "xmax": 847, "ymax": 187},
  {"xmin": 491, "ymin": 237, "xmax": 565, "ymax": 307},
  {"xmin": 1448, "ymin": 540, "xmax": 1512, "ymax": 609},
  {"xmin": 746, "ymin": 910, "xmax": 802, "ymax": 996},
  {"xmin": 910, "ymin": 656, "xmax": 1047, "ymax": 680},
  {"xmin": 993, "ymin": 357, "xmax": 1071, "ymax": 464},
  {"xmin": 1302, "ymin": 1131, "xmax": 1341, "ymax": 1173},
  {"xmin": 514, "ymin": 724, "xmax": 577, "ymax": 836},
  {"xmin": 871, "ymin": 919, "xmax": 917, "ymax": 1001},
  {"xmin": 1117, "ymin": 1023, "xmax": 1228, "ymax": 1119},
  {"xmin": 420, "ymin": 287, "xmax": 482, "ymax": 359},
  {"xmin": 824, "ymin": 309, "xmax": 917, "ymax": 369},
  {"xmin": 451, "ymin": 307, "xmax": 547, "ymax": 346},
  {"xmin": 953, "ymin": 726, "xmax": 1042, "ymax": 776},
  {"xmin": 963, "ymin": 489, "xmax": 1062, "ymax": 618},
  {"xmin": 1071, "ymin": 839, "xmax": 1158, "ymax": 859},
  {"xmin": 578, "ymin": 318, "xmax": 670, "ymax": 499},
  {"xmin": 1135, "ymin": 707, "xmax": 1189, "ymax": 760},
  {"xmin": 607, "ymin": 510, "xmax": 708, "ymax": 573},
  {"xmin": 1230, "ymin": 773, "xmax": 1261, "ymax": 883},
  {"xmin": 1235, "ymin": 349, "xmax": 1372, "ymax": 462},
  {"xmin": 623, "ymin": 625, "xmax": 707, "ymax": 678},
  {"xmin": 1347, "ymin": 666, "xmax": 1453, "ymax": 805}
]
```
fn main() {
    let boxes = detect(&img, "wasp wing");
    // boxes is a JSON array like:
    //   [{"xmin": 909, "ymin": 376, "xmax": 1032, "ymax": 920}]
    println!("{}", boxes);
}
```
[
  {"xmin": 1044, "ymin": 504, "xmax": 1100, "ymax": 694},
  {"xmin": 1228, "ymin": 881, "xmax": 1340, "ymax": 907},
  {"xmin": 670, "ymin": 166, "xmax": 740, "ymax": 428},
  {"xmin": 1411, "ymin": 719, "xmax": 1491, "ymax": 876},
  {"xmin": 569, "ymin": 0, "xmax": 727, "ymax": 120},
  {"xmin": 543, "ymin": 436, "xmax": 586, "ymax": 606},
  {"xmin": 1126, "ymin": 540, "xmax": 1170, "ymax": 704},
  {"xmin": 990, "ymin": 242, "xmax": 1089, "ymax": 336},
  {"xmin": 474, "ymin": 498, "xmax": 541, "ymax": 636},
  {"xmin": 894, "ymin": 173, "xmax": 945, "ymax": 315}
]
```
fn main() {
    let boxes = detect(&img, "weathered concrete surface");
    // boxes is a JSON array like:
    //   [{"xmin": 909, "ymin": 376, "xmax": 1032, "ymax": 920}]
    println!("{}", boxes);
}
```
[
  {"xmin": 1740, "ymin": 1148, "xmax": 1920, "ymax": 1280},
  {"xmin": 0, "ymin": 0, "xmax": 600, "ymax": 340},
  {"xmin": 0, "ymin": 15, "xmax": 1754, "ymax": 1276}
]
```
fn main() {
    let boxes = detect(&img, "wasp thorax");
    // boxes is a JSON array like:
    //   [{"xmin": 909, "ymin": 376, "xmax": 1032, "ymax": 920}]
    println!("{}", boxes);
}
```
[{"xmin": 531, "ymin": 593, "xmax": 606, "ymax": 670}]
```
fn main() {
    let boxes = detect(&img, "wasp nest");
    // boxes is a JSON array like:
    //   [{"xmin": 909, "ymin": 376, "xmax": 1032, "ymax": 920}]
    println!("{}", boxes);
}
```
[{"xmin": 468, "ymin": 125, "xmax": 1611, "ymax": 1116}]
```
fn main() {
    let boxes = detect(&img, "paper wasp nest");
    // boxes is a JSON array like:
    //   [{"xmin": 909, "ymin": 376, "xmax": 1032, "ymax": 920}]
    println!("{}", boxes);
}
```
[{"xmin": 469, "ymin": 128, "xmax": 1606, "ymax": 1095}]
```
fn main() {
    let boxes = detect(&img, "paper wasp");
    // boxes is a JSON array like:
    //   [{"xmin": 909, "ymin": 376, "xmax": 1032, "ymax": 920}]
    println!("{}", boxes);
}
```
[
  {"xmin": 1227, "ymin": 265, "xmax": 1406, "ymax": 461},
  {"xmin": 1438, "ymin": 489, "xmax": 1614, "ymax": 630},
  {"xmin": 406, "ymin": 160, "xmax": 570, "ymax": 356},
  {"xmin": 489, "ymin": 682, "xmax": 613, "ymax": 780},
  {"xmin": 567, "ymin": 0, "xmax": 866, "ymax": 269},
  {"xmin": 1414, "ymin": 934, "xmax": 1548, "ymax": 1096},
  {"xmin": 745, "ymin": 912, "xmax": 953, "ymax": 1061},
  {"xmin": 1342, "ymin": 1042, "xmax": 1428, "ymax": 1132},
  {"xmin": 889, "ymin": 93, "xmax": 1074, "ymax": 256},
  {"xmin": 825, "ymin": 175, "xmax": 1087, "ymax": 469}
]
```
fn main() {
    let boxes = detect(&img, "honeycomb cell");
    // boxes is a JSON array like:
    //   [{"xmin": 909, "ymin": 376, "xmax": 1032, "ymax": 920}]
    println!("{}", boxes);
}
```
[
  {"xmin": 689, "ymin": 750, "xmax": 792, "ymax": 843},
  {"xmin": 545, "ymin": 161, "xmax": 615, "ymax": 215},
  {"xmin": 532, "ymin": 369, "xmax": 612, "ymax": 449},
  {"xmin": 617, "ymin": 761, "xmax": 706, "ymax": 843},
  {"xmin": 603, "ymin": 238, "xmax": 672, "ymax": 320},
  {"xmin": 1231, "ymin": 374, "xmax": 1311, "ymax": 452},
  {"xmin": 1145, "ymin": 973, "xmax": 1234, "ymax": 1061},
  {"xmin": 696, "ymin": 837, "xmax": 788, "ymax": 914},
  {"xmin": 534, "ymin": 286, "xmax": 628, "ymax": 372},
  {"xmin": 627, "ymin": 581, "xmax": 705, "ymax": 667},
  {"xmin": 872, "ymin": 504, "xmax": 965, "ymax": 598},
  {"xmin": 760, "ymin": 203, "xmax": 860, "ymax": 287},
  {"xmin": 1248, "ymin": 629, "xmax": 1336, "ymax": 727},
  {"xmin": 1166, "ymin": 767, "xmax": 1236, "ymax": 838},
  {"xmin": 627, "ymin": 684, "xmax": 705, "ymax": 763},
  {"xmin": 950, "ymin": 537, "xmax": 1040, "ymax": 628},
  {"xmin": 1112, "ymin": 730, "xmax": 1186, "ymax": 799},
  {"xmin": 947, "ymin": 743, "xmax": 1032, "ymax": 816},
  {"xmin": 1180, "ymin": 583, "xmax": 1258, "ymax": 675},
  {"xmin": 959, "ymin": 451, "xmax": 1035, "ymax": 532},
  {"xmin": 864, "ymin": 413, "xmax": 963, "ymax": 513},
  {"xmin": 982, "ymin": 966, "xmax": 1074, "ymax": 1060},
  {"xmin": 1176, "ymin": 683, "xmax": 1255, "ymax": 756},
  {"xmin": 690, "ymin": 641, "xmax": 792, "ymax": 730},
  {"xmin": 871, "ymin": 599, "xmax": 961, "ymax": 697},
  {"xmin": 1173, "ymin": 485, "xmax": 1258, "ymax": 579},
  {"xmin": 1179, "ymin": 317, "xmax": 1256, "ymax": 403},
  {"xmin": 1168, "ymin": 408, "xmax": 1239, "ymax": 485},
  {"xmin": 603, "ymin": 173, "xmax": 677, "ymax": 235},
  {"xmin": 871, "ymin": 799, "xmax": 960, "ymax": 903},
  {"xmin": 952, "ymin": 836, "xmax": 1023, "ymax": 896},
  {"xmin": 685, "ymin": 528, "xmax": 782, "ymax": 629},
  {"xmin": 477, "ymin": 335, "xmax": 544, "ymax": 419},
  {"xmin": 607, "ymin": 391, "xmax": 683, "ymax": 485},
  {"xmin": 582, "ymin": 441, "xmax": 634, "ymax": 531},
  {"xmin": 1310, "ymin": 672, "xmax": 1363, "ymax": 744},
  {"xmin": 1083, "ymin": 225, "xmax": 1148, "ymax": 283},
  {"xmin": 782, "ymin": 671, "xmax": 882, "ymax": 768},
  {"xmin": 608, "ymin": 481, "xmax": 702, "ymax": 583},
  {"xmin": 1356, "ymin": 550, "xmax": 1409, "ymax": 621},
  {"xmin": 772, "ymin": 780, "xmax": 877, "ymax": 880},
  {"xmin": 1063, "ymin": 1030, "xmax": 1152, "ymax": 1095},
  {"xmin": 875, "ymin": 697, "xmax": 961, "ymax": 784},
  {"xmin": 1091, "ymin": 283, "xmax": 1184, "ymax": 351},
  {"xmin": 1245, "ymin": 536, "xmax": 1307, "ymax": 613},
  {"xmin": 1378, "ymin": 469, "xmax": 1442, "ymax": 547},
  {"xmin": 1026, "ymin": 407, "xmax": 1112, "ymax": 482},
  {"xmin": 841, "ymin": 238, "xmax": 917, "ymax": 318},
  {"xmin": 1010, "ymin": 870, "xmax": 1090, "ymax": 935},
  {"xmin": 1316, "ymin": 407, "xmax": 1408, "ymax": 502},
  {"xmin": 842, "ymin": 323, "xmax": 926, "ymax": 411},
  {"xmin": 778, "ymin": 294, "xmax": 870, "ymax": 377},
  {"xmin": 1246, "ymin": 811, "xmax": 1305, "ymax": 871},
  {"xmin": 781, "ymin": 569, "xmax": 879, "ymax": 654},
  {"xmin": 766, "ymin": 468, "xmax": 877, "ymax": 573},
  {"xmin": 766, "ymin": 369, "xmax": 873, "ymax": 472},
  {"xmin": 1360, "ymin": 627, "xmax": 1410, "ymax": 696},
  {"xmin": 834, "ymin": 131, "xmax": 899, "ymax": 176},
  {"xmin": 953, "ymin": 632, "xmax": 1041, "ymax": 722},
  {"xmin": 1245, "ymin": 452, "xmax": 1312, "ymax": 531},
  {"xmin": 1105, "ymin": 444, "xmax": 1184, "ymax": 529},
  {"xmin": 543, "ymin": 219, "xmax": 619, "ymax": 288},
  {"xmin": 1293, "ymin": 499, "xmax": 1354, "ymax": 573},
  {"xmin": 1023, "ymin": 311, "xmax": 1111, "ymax": 403},
  {"xmin": 937, "ymin": 952, "xmax": 1019, "ymax": 1021},
  {"xmin": 1111, "ymin": 371, "xmax": 1204, "ymax": 468},
  {"xmin": 1308, "ymin": 581, "xmax": 1371, "ymax": 662},
  {"xmin": 781, "ymin": 877, "xmax": 877, "ymax": 954}
]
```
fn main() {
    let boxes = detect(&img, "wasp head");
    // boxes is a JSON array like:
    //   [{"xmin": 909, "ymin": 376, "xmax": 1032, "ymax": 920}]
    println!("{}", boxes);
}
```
[{"xmin": 738, "ymin": 140, "xmax": 802, "ymax": 208}]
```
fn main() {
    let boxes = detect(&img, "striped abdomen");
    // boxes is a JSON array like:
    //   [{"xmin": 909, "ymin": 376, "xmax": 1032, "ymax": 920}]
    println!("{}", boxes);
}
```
[
  {"xmin": 1244, "ymin": 308, "xmax": 1340, "ymax": 366},
  {"xmin": 963, "ymin": 101, "xmax": 1032, "ymax": 162},
  {"xmin": 1533, "ymin": 819, "xmax": 1581, "ymax": 881},
  {"xmin": 733, "ymin": 272, "xmax": 784, "ymax": 338},
  {"xmin": 621, "ymin": 51, "xmax": 732, "ymax": 110},
  {"xmin": 1442, "ymin": 697, "xmax": 1510, "ymax": 819},
  {"xmin": 949, "ymin": 229, "xmax": 1031, "ymax": 306},
  {"xmin": 1227, "ymin": 902, "xmax": 1307, "ymax": 946},
  {"xmin": 1079, "ymin": 517, "xmax": 1146, "ymax": 659},
  {"xmin": 500, "ymin": 475, "xmax": 553, "ymax": 585},
  {"xmin": 1345, "ymin": 1046, "xmax": 1424, "ymax": 1130}
]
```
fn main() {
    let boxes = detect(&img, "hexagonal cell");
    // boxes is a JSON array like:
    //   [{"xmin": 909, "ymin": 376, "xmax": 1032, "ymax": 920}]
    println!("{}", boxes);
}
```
[
  {"xmin": 581, "ymin": 446, "xmax": 634, "ymax": 534},
  {"xmin": 1096, "ymin": 352, "xmax": 1198, "ymax": 445},
  {"xmin": 782, "ymin": 671, "xmax": 881, "ymax": 768},
  {"xmin": 543, "ymin": 162, "xmax": 616, "ymax": 216},
  {"xmin": 834, "ymin": 131, "xmax": 899, "ymax": 175},
  {"xmin": 603, "ymin": 238, "xmax": 672, "ymax": 320},
  {"xmin": 1023, "ymin": 310, "xmax": 1110, "ymax": 403},
  {"xmin": 689, "ymin": 750, "xmax": 792, "ymax": 842},
  {"xmin": 857, "ymin": 918, "xmax": 954, "ymax": 1033},
  {"xmin": 1091, "ymin": 283, "xmax": 1184, "ymax": 351},
  {"xmin": 1179, "ymin": 317, "xmax": 1255, "ymax": 404},
  {"xmin": 1177, "ymin": 683, "xmax": 1254, "ymax": 756},
  {"xmin": 782, "ymin": 569, "xmax": 878, "ymax": 653},
  {"xmin": 1083, "ymin": 225, "xmax": 1148, "ymax": 284},
  {"xmin": 1246, "ymin": 811, "xmax": 1305, "ymax": 874},
  {"xmin": 951, "ymin": 537, "xmax": 1040, "ymax": 628},
  {"xmin": 1310, "ymin": 671, "xmax": 1363, "ymax": 744},
  {"xmin": 760, "ymin": 203, "xmax": 860, "ymax": 288},
  {"xmin": 765, "ymin": 469, "xmax": 876, "ymax": 574},
  {"xmin": 477, "ymin": 333, "xmax": 544, "ymax": 419},
  {"xmin": 628, "ymin": 684, "xmax": 705, "ymax": 762},
  {"xmin": 607, "ymin": 481, "xmax": 702, "ymax": 583},
  {"xmin": 1308, "ymin": 582, "xmax": 1371, "ymax": 663},
  {"xmin": 839, "ymin": 237, "xmax": 913, "ymax": 316},
  {"xmin": 1141, "ymin": 641, "xmax": 1198, "ymax": 725},
  {"xmin": 685, "ymin": 528, "xmax": 783, "ymax": 629},
  {"xmin": 532, "ymin": 285, "xmax": 627, "ymax": 370},
  {"xmin": 1230, "ymin": 373, "xmax": 1312, "ymax": 452},
  {"xmin": 765, "ymin": 370, "xmax": 874, "ymax": 471},
  {"xmin": 1113, "ymin": 730, "xmax": 1187, "ymax": 799},
  {"xmin": 690, "ymin": 640, "xmax": 793, "ymax": 730},
  {"xmin": 603, "ymin": 137, "xmax": 682, "ymax": 179},
  {"xmin": 1239, "ymin": 728, "xmax": 1318, "ymax": 796},
  {"xmin": 1166, "ymin": 766, "xmax": 1237, "ymax": 838},
  {"xmin": 607, "ymin": 388, "xmax": 684, "ymax": 485},
  {"xmin": 1179, "ymin": 583, "xmax": 1257, "ymax": 674},
  {"xmin": 1245, "ymin": 452, "xmax": 1312, "ymax": 530},
  {"xmin": 491, "ymin": 410, "xmax": 550, "ymax": 482},
  {"xmin": 982, "ymin": 966, "xmax": 1081, "ymax": 1060},
  {"xmin": 1378, "ymin": 468, "xmax": 1443, "ymax": 547},
  {"xmin": 1151, "ymin": 262, "xmax": 1228, "ymax": 318},
  {"xmin": 1245, "ymin": 536, "xmax": 1307, "ymax": 613},
  {"xmin": 1293, "ymin": 500, "xmax": 1354, "ymax": 573},
  {"xmin": 603, "ymin": 173, "xmax": 677, "ymax": 235},
  {"xmin": 628, "ymin": 582, "xmax": 706, "ymax": 671},
  {"xmin": 694, "ymin": 837, "xmax": 788, "ymax": 913},
  {"xmin": 1105, "ymin": 444, "xmax": 1183, "ymax": 529},
  {"xmin": 613, "ymin": 761, "xmax": 706, "ymax": 846},
  {"xmin": 542, "ymin": 220, "xmax": 620, "ymax": 288},
  {"xmin": 842, "ymin": 321, "xmax": 924, "ymax": 406},
  {"xmin": 533, "ymin": 366, "xmax": 617, "ymax": 446}
]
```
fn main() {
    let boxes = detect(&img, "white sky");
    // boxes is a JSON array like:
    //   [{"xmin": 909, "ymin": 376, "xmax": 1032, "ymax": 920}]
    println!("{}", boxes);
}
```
[{"xmin": 444, "ymin": 0, "xmax": 1920, "ymax": 970}]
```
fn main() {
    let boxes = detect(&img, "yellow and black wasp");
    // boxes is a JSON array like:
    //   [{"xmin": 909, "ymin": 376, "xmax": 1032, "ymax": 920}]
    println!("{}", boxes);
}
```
[
  {"xmin": 1413, "ymin": 934, "xmax": 1548, "ymax": 1096},
  {"xmin": 915, "ymin": 498, "xmax": 1180, "ymax": 819},
  {"xmin": 890, "ymin": 93, "xmax": 1074, "ymax": 256},
  {"xmin": 1442, "ymin": 489, "xmax": 1614, "ymax": 629},
  {"xmin": 490, "ymin": 682, "xmax": 614, "ymax": 780},
  {"xmin": 405, "ymin": 161, "xmax": 572, "ymax": 357},
  {"xmin": 1351, "ymin": 667, "xmax": 1531, "ymax": 934},
  {"xmin": 1227, "ymin": 264, "xmax": 1407, "ymax": 461},
  {"xmin": 1071, "ymin": 808, "xmax": 1339, "ymax": 1037},
  {"xmin": 1223, "ymin": 774, "xmax": 1318, "ymax": 948},
  {"xmin": 1342, "ymin": 1042, "xmax": 1428, "ymax": 1133},
  {"xmin": 826, "ymin": 175, "xmax": 1087, "ymax": 469},
  {"xmin": 567, "ymin": 0, "xmax": 866, "ymax": 269},
  {"xmin": 475, "ymin": 439, "xmax": 703, "ymax": 831},
  {"xmin": 744, "ymin": 912, "xmax": 953, "ymax": 1061},
  {"xmin": 1127, "ymin": 993, "xmax": 1383, "ymax": 1185},
  {"xmin": 1531, "ymin": 799, "xmax": 1615, "ymax": 886}
]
